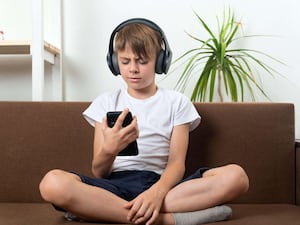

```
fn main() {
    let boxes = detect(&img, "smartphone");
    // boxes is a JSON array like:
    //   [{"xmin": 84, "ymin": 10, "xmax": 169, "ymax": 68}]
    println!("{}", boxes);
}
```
[{"xmin": 106, "ymin": 111, "xmax": 139, "ymax": 156}]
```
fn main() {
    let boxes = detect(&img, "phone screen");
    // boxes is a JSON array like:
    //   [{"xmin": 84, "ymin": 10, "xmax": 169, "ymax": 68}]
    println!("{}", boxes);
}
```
[{"xmin": 106, "ymin": 111, "xmax": 139, "ymax": 156}]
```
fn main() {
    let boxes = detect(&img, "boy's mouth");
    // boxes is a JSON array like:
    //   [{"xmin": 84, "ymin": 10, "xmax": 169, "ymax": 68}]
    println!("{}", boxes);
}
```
[{"xmin": 128, "ymin": 77, "xmax": 141, "ymax": 82}]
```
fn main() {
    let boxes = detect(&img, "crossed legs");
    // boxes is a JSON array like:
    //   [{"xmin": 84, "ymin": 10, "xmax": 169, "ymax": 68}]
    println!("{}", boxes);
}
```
[
  {"xmin": 39, "ymin": 170, "xmax": 130, "ymax": 223},
  {"xmin": 39, "ymin": 164, "xmax": 249, "ymax": 224}
]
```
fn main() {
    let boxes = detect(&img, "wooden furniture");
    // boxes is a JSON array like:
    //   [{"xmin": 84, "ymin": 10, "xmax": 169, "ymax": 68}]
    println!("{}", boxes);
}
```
[{"xmin": 0, "ymin": 40, "xmax": 60, "ymax": 63}]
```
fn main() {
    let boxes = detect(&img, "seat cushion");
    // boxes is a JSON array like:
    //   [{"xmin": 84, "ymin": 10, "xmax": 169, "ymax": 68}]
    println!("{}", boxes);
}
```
[
  {"xmin": 0, "ymin": 203, "xmax": 126, "ymax": 225},
  {"xmin": 1, "ymin": 203, "xmax": 300, "ymax": 225},
  {"xmin": 210, "ymin": 204, "xmax": 300, "ymax": 225}
]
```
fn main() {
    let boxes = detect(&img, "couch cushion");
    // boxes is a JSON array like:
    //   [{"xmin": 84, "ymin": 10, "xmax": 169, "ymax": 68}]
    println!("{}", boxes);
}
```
[
  {"xmin": 0, "ymin": 203, "xmax": 126, "ymax": 225},
  {"xmin": 187, "ymin": 103, "xmax": 295, "ymax": 204},
  {"xmin": 0, "ymin": 102, "xmax": 295, "ymax": 205},
  {"xmin": 296, "ymin": 141, "xmax": 300, "ymax": 205},
  {"xmin": 211, "ymin": 204, "xmax": 300, "ymax": 225},
  {"xmin": 1, "ymin": 203, "xmax": 300, "ymax": 225},
  {"xmin": 0, "ymin": 102, "xmax": 94, "ymax": 202}
]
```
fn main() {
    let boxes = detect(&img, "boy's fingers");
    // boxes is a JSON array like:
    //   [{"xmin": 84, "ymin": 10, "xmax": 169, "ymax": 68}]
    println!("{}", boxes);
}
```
[
  {"xmin": 114, "ymin": 109, "xmax": 129, "ymax": 128},
  {"xmin": 146, "ymin": 210, "xmax": 159, "ymax": 225},
  {"xmin": 102, "ymin": 116, "xmax": 108, "ymax": 129}
]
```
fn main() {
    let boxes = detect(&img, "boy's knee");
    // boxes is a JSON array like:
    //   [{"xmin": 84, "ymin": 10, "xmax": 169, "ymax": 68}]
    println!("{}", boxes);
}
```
[
  {"xmin": 226, "ymin": 164, "xmax": 249, "ymax": 194},
  {"xmin": 39, "ymin": 169, "xmax": 69, "ymax": 203}
]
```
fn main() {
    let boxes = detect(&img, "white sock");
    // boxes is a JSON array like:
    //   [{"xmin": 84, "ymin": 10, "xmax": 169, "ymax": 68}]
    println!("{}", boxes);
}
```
[{"xmin": 173, "ymin": 205, "xmax": 232, "ymax": 225}]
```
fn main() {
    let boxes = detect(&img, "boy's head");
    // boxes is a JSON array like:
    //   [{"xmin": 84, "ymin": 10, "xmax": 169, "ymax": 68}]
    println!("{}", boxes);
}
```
[
  {"xmin": 107, "ymin": 18, "xmax": 172, "ymax": 75},
  {"xmin": 115, "ymin": 23, "xmax": 162, "ymax": 64}
]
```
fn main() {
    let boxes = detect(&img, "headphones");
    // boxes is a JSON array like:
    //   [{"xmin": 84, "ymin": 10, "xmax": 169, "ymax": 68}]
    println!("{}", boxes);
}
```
[{"xmin": 106, "ymin": 18, "xmax": 173, "ymax": 76}]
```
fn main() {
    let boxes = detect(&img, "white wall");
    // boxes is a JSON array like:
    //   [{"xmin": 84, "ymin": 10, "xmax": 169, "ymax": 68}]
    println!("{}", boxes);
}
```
[
  {"xmin": 0, "ymin": 0, "xmax": 61, "ymax": 100},
  {"xmin": 0, "ymin": 0, "xmax": 299, "ymax": 138}
]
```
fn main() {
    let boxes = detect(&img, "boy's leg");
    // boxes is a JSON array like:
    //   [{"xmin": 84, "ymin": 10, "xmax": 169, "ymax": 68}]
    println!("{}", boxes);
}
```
[
  {"xmin": 162, "ymin": 164, "xmax": 249, "ymax": 213},
  {"xmin": 39, "ymin": 165, "xmax": 248, "ymax": 224},
  {"xmin": 39, "ymin": 169, "xmax": 130, "ymax": 223},
  {"xmin": 154, "ymin": 164, "xmax": 248, "ymax": 225}
]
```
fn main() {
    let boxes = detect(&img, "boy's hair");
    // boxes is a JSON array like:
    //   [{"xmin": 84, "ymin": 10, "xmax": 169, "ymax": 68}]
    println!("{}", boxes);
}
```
[{"xmin": 114, "ymin": 23, "xmax": 162, "ymax": 60}]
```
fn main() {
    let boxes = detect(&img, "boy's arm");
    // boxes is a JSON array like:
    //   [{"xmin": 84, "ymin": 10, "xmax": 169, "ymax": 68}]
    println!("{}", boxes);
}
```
[
  {"xmin": 152, "ymin": 122, "xmax": 190, "ymax": 199},
  {"xmin": 126, "ymin": 123, "xmax": 190, "ymax": 225},
  {"xmin": 91, "ymin": 121, "xmax": 116, "ymax": 178}
]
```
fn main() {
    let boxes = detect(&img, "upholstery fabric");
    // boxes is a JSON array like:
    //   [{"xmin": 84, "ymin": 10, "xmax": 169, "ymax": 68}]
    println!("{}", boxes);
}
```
[{"xmin": 0, "ymin": 102, "xmax": 298, "ymax": 225}]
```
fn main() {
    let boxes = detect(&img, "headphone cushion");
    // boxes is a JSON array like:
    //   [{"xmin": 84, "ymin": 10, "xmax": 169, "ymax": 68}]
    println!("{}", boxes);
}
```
[
  {"xmin": 111, "ymin": 53, "xmax": 120, "ymax": 75},
  {"xmin": 155, "ymin": 50, "xmax": 165, "ymax": 74}
]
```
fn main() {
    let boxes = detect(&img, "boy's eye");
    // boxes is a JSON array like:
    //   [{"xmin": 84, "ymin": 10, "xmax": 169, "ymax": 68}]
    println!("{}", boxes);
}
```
[
  {"xmin": 138, "ymin": 59, "xmax": 148, "ymax": 64},
  {"xmin": 119, "ymin": 57, "xmax": 149, "ymax": 65},
  {"xmin": 121, "ymin": 60, "xmax": 129, "ymax": 65}
]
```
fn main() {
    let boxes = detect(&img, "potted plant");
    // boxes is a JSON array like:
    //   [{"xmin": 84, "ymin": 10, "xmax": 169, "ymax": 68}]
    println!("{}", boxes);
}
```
[{"xmin": 172, "ymin": 8, "xmax": 283, "ymax": 102}]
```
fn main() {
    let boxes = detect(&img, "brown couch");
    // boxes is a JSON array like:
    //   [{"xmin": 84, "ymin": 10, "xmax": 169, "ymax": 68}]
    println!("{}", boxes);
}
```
[{"xmin": 0, "ymin": 101, "xmax": 299, "ymax": 225}]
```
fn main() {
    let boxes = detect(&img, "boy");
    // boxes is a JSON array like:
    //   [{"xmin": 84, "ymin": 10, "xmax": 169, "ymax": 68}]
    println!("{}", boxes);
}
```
[{"xmin": 39, "ymin": 18, "xmax": 249, "ymax": 225}]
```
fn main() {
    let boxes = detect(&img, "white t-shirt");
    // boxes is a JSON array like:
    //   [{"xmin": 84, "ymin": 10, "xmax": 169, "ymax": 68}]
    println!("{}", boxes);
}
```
[{"xmin": 83, "ymin": 87, "xmax": 200, "ymax": 175}]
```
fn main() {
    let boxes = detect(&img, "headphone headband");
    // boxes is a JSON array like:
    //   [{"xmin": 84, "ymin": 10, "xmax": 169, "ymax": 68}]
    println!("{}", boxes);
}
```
[{"xmin": 107, "ymin": 18, "xmax": 172, "ymax": 75}]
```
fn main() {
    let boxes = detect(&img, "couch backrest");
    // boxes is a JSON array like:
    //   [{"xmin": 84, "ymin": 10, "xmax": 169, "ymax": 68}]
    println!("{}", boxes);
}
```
[
  {"xmin": 0, "ymin": 102, "xmax": 295, "ymax": 204},
  {"xmin": 0, "ymin": 102, "xmax": 93, "ymax": 202},
  {"xmin": 186, "ymin": 103, "xmax": 295, "ymax": 204}
]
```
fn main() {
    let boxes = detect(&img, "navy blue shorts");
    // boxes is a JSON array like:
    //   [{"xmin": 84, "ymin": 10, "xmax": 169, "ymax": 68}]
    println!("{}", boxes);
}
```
[{"xmin": 78, "ymin": 167, "xmax": 210, "ymax": 201}]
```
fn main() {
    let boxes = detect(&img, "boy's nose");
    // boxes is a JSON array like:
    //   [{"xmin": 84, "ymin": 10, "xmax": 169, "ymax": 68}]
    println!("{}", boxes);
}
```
[{"xmin": 129, "ymin": 62, "xmax": 139, "ymax": 73}]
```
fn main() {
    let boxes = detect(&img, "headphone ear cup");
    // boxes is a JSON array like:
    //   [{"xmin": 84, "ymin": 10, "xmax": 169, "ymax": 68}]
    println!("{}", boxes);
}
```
[
  {"xmin": 107, "ymin": 52, "xmax": 120, "ymax": 76},
  {"xmin": 111, "ymin": 53, "xmax": 120, "ymax": 75},
  {"xmin": 155, "ymin": 50, "xmax": 165, "ymax": 74}
]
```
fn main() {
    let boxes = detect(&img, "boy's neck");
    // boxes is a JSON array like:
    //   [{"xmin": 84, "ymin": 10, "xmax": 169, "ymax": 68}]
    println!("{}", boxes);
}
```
[{"xmin": 127, "ymin": 85, "xmax": 158, "ymax": 100}]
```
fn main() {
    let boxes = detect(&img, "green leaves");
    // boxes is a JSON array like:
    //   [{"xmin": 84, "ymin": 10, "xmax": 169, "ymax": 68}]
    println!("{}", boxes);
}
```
[{"xmin": 173, "ymin": 9, "xmax": 283, "ymax": 102}]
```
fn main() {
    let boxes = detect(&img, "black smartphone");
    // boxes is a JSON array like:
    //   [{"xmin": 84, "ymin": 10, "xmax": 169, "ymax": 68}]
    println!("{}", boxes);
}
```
[{"xmin": 106, "ymin": 111, "xmax": 139, "ymax": 156}]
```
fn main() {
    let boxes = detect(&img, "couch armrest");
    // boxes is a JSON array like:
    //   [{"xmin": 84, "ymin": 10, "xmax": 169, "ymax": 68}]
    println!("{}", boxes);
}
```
[{"xmin": 296, "ymin": 140, "xmax": 300, "ymax": 205}]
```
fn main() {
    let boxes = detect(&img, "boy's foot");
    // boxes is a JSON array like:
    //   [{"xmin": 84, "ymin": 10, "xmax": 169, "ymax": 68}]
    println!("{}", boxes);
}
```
[
  {"xmin": 173, "ymin": 205, "xmax": 232, "ymax": 225},
  {"xmin": 64, "ymin": 212, "xmax": 84, "ymax": 222}
]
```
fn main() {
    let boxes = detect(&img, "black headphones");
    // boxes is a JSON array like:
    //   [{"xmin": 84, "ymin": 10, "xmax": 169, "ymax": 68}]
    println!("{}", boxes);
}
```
[{"xmin": 106, "ymin": 18, "xmax": 173, "ymax": 76}]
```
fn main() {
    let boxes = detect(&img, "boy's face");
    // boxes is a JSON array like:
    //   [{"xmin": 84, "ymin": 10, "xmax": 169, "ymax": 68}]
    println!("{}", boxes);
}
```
[{"xmin": 117, "ymin": 45, "xmax": 157, "ymax": 98}]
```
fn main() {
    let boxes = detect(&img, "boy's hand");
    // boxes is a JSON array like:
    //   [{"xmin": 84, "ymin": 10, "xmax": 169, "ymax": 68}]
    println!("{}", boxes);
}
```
[
  {"xmin": 101, "ymin": 109, "xmax": 139, "ymax": 156},
  {"xmin": 124, "ymin": 187, "xmax": 164, "ymax": 225}
]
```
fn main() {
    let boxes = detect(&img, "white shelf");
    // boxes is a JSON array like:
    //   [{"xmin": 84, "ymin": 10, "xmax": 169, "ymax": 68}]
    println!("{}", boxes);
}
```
[
  {"xmin": 0, "ymin": 40, "xmax": 60, "ymax": 64},
  {"xmin": 0, "ymin": 0, "xmax": 63, "ymax": 101}
]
